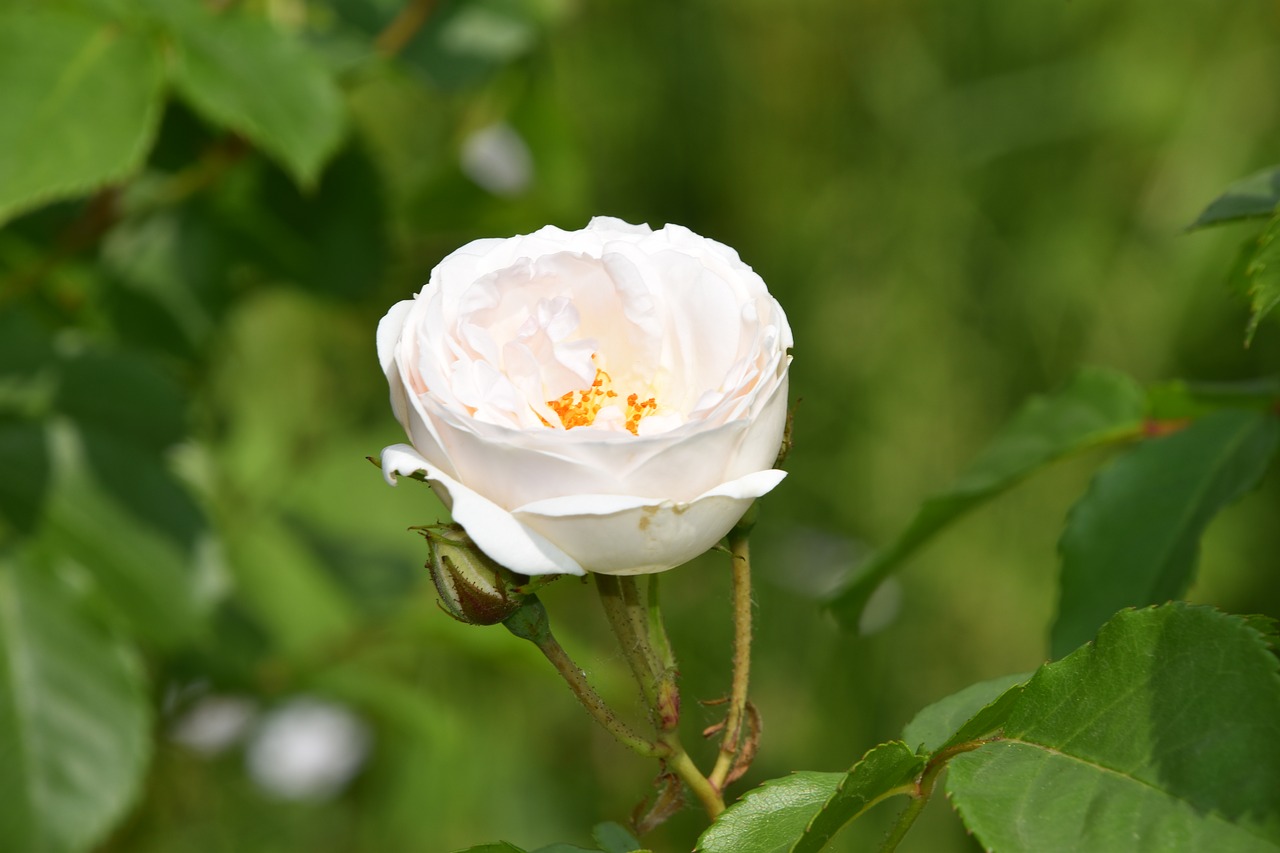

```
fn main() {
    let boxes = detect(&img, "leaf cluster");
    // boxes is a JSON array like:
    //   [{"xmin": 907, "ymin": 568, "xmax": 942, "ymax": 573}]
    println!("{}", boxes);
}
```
[{"xmin": 0, "ymin": 0, "xmax": 570, "ymax": 850}]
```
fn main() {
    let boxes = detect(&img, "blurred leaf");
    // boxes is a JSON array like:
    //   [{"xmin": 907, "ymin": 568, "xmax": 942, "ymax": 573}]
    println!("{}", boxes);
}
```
[
  {"xmin": 0, "ymin": 8, "xmax": 164, "ymax": 225},
  {"xmin": 0, "ymin": 311, "xmax": 55, "ymax": 537},
  {"xmin": 592, "ymin": 822, "xmax": 644, "ymax": 853},
  {"xmin": 458, "ymin": 845, "xmax": 527, "ymax": 853},
  {"xmin": 0, "ymin": 555, "xmax": 152, "ymax": 853},
  {"xmin": 1052, "ymin": 409, "xmax": 1278, "ymax": 658},
  {"xmin": 1189, "ymin": 165, "xmax": 1280, "ymax": 229},
  {"xmin": 281, "ymin": 512, "xmax": 420, "ymax": 615},
  {"xmin": 828, "ymin": 367, "xmax": 1146, "ymax": 631},
  {"xmin": 793, "ymin": 742, "xmax": 925, "ymax": 853},
  {"xmin": 406, "ymin": 0, "xmax": 538, "ymax": 88},
  {"xmin": 53, "ymin": 349, "xmax": 187, "ymax": 452},
  {"xmin": 0, "ymin": 420, "xmax": 50, "ymax": 537},
  {"xmin": 695, "ymin": 771, "xmax": 843, "ymax": 853},
  {"xmin": 154, "ymin": 1, "xmax": 346, "ymax": 186},
  {"xmin": 41, "ymin": 421, "xmax": 217, "ymax": 648},
  {"xmin": 1239, "ymin": 215, "xmax": 1280, "ymax": 345},
  {"xmin": 224, "ymin": 514, "xmax": 356, "ymax": 656},
  {"xmin": 948, "ymin": 604, "xmax": 1280, "ymax": 851},
  {"xmin": 901, "ymin": 672, "xmax": 1029, "ymax": 754},
  {"xmin": 99, "ymin": 197, "xmax": 246, "ymax": 354},
  {"xmin": 23, "ymin": 0, "xmax": 151, "ymax": 19},
  {"xmin": 256, "ymin": 142, "xmax": 389, "ymax": 300},
  {"xmin": 0, "ymin": 308, "xmax": 55, "ymax": 386},
  {"xmin": 1146, "ymin": 378, "xmax": 1280, "ymax": 421},
  {"xmin": 335, "ymin": 0, "xmax": 567, "ymax": 91}
]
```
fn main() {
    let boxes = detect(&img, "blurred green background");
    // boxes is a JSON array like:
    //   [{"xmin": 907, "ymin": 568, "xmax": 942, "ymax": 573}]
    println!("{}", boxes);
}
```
[{"xmin": 3, "ymin": 0, "xmax": 1280, "ymax": 851}]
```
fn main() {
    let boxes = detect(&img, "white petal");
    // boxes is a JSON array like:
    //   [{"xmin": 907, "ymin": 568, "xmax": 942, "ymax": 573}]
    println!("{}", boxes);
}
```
[
  {"xmin": 380, "ymin": 443, "xmax": 432, "ymax": 487},
  {"xmin": 588, "ymin": 216, "xmax": 651, "ymax": 235},
  {"xmin": 377, "ymin": 300, "xmax": 415, "ymax": 428},
  {"xmin": 379, "ymin": 444, "xmax": 584, "ymax": 577},
  {"xmin": 513, "ymin": 469, "xmax": 787, "ymax": 575}
]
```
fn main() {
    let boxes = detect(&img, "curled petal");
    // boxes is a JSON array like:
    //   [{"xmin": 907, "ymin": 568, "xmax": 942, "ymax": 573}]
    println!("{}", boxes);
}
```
[{"xmin": 380, "ymin": 444, "xmax": 585, "ymax": 577}]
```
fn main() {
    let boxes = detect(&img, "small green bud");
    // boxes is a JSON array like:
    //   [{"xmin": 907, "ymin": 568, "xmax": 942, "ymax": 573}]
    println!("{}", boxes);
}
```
[{"xmin": 421, "ymin": 525, "xmax": 528, "ymax": 625}]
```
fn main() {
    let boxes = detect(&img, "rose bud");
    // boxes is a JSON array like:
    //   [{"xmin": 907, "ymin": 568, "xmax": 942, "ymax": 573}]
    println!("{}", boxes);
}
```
[
  {"xmin": 421, "ymin": 526, "xmax": 528, "ymax": 625},
  {"xmin": 378, "ymin": 218, "xmax": 792, "ymax": 577}
]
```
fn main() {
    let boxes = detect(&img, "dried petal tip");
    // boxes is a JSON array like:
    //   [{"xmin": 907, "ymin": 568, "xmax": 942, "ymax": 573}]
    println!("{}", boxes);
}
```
[{"xmin": 422, "ymin": 525, "xmax": 529, "ymax": 625}]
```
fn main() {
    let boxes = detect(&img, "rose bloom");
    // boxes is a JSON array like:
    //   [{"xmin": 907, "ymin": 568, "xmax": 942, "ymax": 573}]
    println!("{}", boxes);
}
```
[{"xmin": 378, "ymin": 217, "xmax": 792, "ymax": 576}]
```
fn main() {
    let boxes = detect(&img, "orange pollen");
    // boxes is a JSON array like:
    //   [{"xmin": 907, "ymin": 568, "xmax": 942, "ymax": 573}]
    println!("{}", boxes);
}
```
[
  {"xmin": 545, "ymin": 366, "xmax": 656, "ymax": 435},
  {"xmin": 624, "ymin": 393, "xmax": 657, "ymax": 435}
]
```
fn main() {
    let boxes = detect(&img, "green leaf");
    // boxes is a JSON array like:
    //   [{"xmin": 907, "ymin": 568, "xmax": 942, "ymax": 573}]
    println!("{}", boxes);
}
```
[
  {"xmin": 455, "ymin": 845, "xmax": 527, "ymax": 853},
  {"xmin": 0, "ymin": 555, "xmax": 152, "ymax": 853},
  {"xmin": 39, "ymin": 421, "xmax": 218, "ymax": 648},
  {"xmin": 592, "ymin": 822, "xmax": 644, "ymax": 853},
  {"xmin": 1189, "ymin": 165, "xmax": 1280, "ymax": 229},
  {"xmin": 1239, "ymin": 215, "xmax": 1280, "ymax": 345},
  {"xmin": 1051, "ymin": 409, "xmax": 1279, "ymax": 658},
  {"xmin": 0, "ymin": 8, "xmax": 163, "ymax": 224},
  {"xmin": 948, "ymin": 603, "xmax": 1280, "ymax": 851},
  {"xmin": 793, "ymin": 742, "xmax": 926, "ymax": 853},
  {"xmin": 155, "ymin": 1, "xmax": 346, "ymax": 186},
  {"xmin": 828, "ymin": 367, "xmax": 1146, "ymax": 631},
  {"xmin": 695, "ymin": 772, "xmax": 843, "ymax": 853},
  {"xmin": 1243, "ymin": 614, "xmax": 1280, "ymax": 650},
  {"xmin": 901, "ymin": 672, "xmax": 1029, "ymax": 754}
]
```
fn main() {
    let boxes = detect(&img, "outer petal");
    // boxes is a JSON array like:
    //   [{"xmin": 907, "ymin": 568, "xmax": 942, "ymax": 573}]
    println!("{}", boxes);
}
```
[
  {"xmin": 512, "ymin": 469, "xmax": 787, "ymax": 575},
  {"xmin": 377, "ymin": 300, "xmax": 415, "ymax": 430},
  {"xmin": 408, "ymin": 370, "xmax": 788, "ymax": 510},
  {"xmin": 380, "ymin": 443, "xmax": 585, "ymax": 577}
]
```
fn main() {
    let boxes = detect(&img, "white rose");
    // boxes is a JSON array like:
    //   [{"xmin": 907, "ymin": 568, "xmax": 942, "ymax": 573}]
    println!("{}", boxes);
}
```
[{"xmin": 377, "ymin": 217, "xmax": 792, "ymax": 577}]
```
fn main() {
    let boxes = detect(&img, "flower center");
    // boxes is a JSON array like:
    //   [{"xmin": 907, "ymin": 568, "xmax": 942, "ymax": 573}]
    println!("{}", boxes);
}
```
[{"xmin": 545, "ymin": 362, "xmax": 658, "ymax": 435}]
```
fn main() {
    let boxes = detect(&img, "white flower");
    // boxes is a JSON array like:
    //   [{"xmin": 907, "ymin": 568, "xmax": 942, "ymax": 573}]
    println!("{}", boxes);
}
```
[{"xmin": 378, "ymin": 217, "xmax": 792, "ymax": 576}]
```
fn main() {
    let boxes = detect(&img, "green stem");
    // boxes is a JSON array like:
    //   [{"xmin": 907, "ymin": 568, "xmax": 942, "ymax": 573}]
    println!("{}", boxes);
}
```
[
  {"xmin": 595, "ymin": 574, "xmax": 724, "ymax": 819},
  {"xmin": 504, "ymin": 598, "xmax": 660, "ymax": 758},
  {"xmin": 647, "ymin": 575, "xmax": 677, "ymax": 675},
  {"xmin": 709, "ymin": 528, "xmax": 754, "ymax": 790},
  {"xmin": 533, "ymin": 630, "xmax": 662, "ymax": 758},
  {"xmin": 662, "ymin": 736, "xmax": 726, "ymax": 819},
  {"xmin": 595, "ymin": 574, "xmax": 664, "ymax": 717}
]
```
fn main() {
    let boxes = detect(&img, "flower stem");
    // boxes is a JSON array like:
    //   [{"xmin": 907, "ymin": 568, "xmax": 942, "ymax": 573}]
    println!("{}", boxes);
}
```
[
  {"xmin": 535, "ymin": 630, "xmax": 662, "ymax": 758},
  {"xmin": 595, "ymin": 574, "xmax": 725, "ymax": 819},
  {"xmin": 647, "ymin": 575, "xmax": 677, "ymax": 677},
  {"xmin": 709, "ymin": 528, "xmax": 754, "ymax": 791},
  {"xmin": 503, "ymin": 598, "xmax": 660, "ymax": 758},
  {"xmin": 662, "ymin": 736, "xmax": 726, "ymax": 819},
  {"xmin": 594, "ymin": 575, "xmax": 665, "ymax": 719}
]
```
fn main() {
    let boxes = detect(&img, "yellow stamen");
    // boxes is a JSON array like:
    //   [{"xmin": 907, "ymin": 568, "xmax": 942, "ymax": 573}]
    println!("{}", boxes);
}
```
[{"xmin": 545, "ymin": 358, "xmax": 656, "ymax": 435}]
